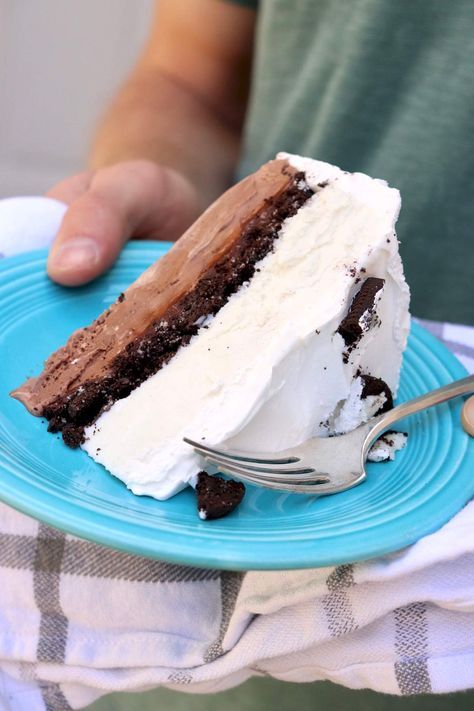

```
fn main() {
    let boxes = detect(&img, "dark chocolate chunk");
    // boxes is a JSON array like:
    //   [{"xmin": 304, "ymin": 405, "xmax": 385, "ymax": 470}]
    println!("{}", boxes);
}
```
[
  {"xmin": 360, "ymin": 374, "xmax": 393, "ymax": 414},
  {"xmin": 337, "ymin": 277, "xmax": 385, "ymax": 347},
  {"xmin": 196, "ymin": 472, "xmax": 245, "ymax": 520}
]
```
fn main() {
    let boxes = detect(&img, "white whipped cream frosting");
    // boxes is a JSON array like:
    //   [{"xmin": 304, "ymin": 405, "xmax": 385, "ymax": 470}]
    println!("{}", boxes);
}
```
[{"xmin": 83, "ymin": 154, "xmax": 410, "ymax": 499}]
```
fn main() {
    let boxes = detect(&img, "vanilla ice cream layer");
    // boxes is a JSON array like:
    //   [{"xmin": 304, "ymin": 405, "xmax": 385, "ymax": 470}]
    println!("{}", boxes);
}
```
[{"xmin": 83, "ymin": 154, "xmax": 410, "ymax": 499}]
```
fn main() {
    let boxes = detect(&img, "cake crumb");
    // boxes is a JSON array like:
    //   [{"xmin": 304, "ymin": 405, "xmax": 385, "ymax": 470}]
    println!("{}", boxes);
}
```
[
  {"xmin": 367, "ymin": 431, "xmax": 408, "ymax": 462},
  {"xmin": 195, "ymin": 472, "xmax": 245, "ymax": 520}
]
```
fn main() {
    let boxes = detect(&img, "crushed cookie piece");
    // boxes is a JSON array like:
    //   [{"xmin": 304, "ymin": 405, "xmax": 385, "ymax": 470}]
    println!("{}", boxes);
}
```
[
  {"xmin": 196, "ymin": 472, "xmax": 245, "ymax": 520},
  {"xmin": 337, "ymin": 278, "xmax": 385, "ymax": 355}
]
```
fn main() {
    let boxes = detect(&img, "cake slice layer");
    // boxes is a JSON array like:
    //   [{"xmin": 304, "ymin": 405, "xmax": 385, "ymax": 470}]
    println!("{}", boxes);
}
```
[
  {"xmin": 81, "ymin": 154, "xmax": 409, "ymax": 498},
  {"xmin": 12, "ymin": 159, "xmax": 311, "ymax": 443}
]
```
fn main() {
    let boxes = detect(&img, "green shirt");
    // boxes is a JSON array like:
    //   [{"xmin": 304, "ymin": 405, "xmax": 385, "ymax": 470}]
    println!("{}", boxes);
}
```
[{"xmin": 231, "ymin": 0, "xmax": 474, "ymax": 324}]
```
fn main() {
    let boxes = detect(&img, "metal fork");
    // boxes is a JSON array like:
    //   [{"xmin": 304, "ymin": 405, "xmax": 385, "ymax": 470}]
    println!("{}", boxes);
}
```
[{"xmin": 184, "ymin": 375, "xmax": 474, "ymax": 495}]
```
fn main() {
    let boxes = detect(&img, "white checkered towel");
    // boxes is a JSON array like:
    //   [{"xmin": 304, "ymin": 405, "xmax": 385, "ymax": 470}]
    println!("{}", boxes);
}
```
[{"xmin": 0, "ymin": 198, "xmax": 473, "ymax": 711}]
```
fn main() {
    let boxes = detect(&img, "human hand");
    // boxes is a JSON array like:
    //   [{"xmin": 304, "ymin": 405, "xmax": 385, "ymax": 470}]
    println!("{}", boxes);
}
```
[{"xmin": 46, "ymin": 160, "xmax": 200, "ymax": 286}]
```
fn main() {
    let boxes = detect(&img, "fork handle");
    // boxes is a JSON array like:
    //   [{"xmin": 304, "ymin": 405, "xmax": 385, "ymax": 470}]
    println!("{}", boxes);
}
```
[{"xmin": 368, "ymin": 374, "xmax": 474, "ymax": 443}]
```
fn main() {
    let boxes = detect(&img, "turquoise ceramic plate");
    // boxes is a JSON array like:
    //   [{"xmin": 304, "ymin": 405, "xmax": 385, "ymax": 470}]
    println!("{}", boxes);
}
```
[{"xmin": 0, "ymin": 243, "xmax": 472, "ymax": 570}]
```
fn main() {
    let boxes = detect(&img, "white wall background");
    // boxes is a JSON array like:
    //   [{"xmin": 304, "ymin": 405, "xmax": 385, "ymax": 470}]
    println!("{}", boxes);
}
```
[{"xmin": 0, "ymin": 0, "xmax": 153, "ymax": 197}]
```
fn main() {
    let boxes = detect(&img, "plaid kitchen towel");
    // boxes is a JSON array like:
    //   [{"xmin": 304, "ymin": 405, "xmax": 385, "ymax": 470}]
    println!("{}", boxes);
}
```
[{"xmin": 0, "ymin": 198, "xmax": 473, "ymax": 710}]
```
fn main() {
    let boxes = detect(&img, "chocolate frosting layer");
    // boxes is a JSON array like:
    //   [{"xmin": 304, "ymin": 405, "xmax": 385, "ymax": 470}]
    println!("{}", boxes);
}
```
[{"xmin": 12, "ymin": 159, "xmax": 299, "ymax": 415}]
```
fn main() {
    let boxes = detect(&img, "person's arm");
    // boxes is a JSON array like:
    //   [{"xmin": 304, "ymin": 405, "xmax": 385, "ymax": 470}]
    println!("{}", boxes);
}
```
[{"xmin": 47, "ymin": 0, "xmax": 255, "ymax": 286}]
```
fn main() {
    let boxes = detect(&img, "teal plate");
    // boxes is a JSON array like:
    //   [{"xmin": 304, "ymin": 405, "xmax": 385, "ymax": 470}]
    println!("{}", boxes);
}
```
[{"xmin": 0, "ymin": 243, "xmax": 472, "ymax": 570}]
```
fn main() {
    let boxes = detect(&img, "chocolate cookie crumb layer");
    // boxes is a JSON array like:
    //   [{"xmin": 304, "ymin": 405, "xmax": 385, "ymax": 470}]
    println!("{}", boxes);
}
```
[
  {"xmin": 43, "ymin": 173, "xmax": 315, "ymax": 447},
  {"xmin": 196, "ymin": 472, "xmax": 245, "ymax": 520}
]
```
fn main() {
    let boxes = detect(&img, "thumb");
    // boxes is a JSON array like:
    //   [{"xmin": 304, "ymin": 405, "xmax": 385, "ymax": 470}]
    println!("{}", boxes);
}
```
[
  {"xmin": 461, "ymin": 395, "xmax": 474, "ymax": 436},
  {"xmin": 46, "ymin": 170, "xmax": 95, "ymax": 204},
  {"xmin": 47, "ymin": 160, "xmax": 199, "ymax": 286}
]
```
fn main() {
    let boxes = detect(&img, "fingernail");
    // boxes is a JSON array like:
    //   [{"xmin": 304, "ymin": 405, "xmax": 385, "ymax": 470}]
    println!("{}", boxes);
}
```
[
  {"xmin": 50, "ymin": 237, "xmax": 100, "ymax": 272},
  {"xmin": 461, "ymin": 396, "xmax": 474, "ymax": 437}
]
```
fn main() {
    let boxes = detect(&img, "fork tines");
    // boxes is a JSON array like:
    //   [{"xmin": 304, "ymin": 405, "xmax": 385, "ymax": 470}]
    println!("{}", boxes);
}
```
[
  {"xmin": 183, "ymin": 437, "xmax": 300, "ymax": 465},
  {"xmin": 183, "ymin": 437, "xmax": 330, "ymax": 488}
]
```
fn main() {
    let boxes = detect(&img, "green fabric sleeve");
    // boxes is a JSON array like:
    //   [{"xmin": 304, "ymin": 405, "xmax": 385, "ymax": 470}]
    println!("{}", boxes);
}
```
[{"xmin": 237, "ymin": 0, "xmax": 474, "ymax": 324}]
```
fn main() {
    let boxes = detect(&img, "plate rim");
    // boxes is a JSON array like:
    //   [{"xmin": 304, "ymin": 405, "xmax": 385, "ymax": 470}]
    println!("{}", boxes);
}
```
[{"xmin": 0, "ymin": 245, "xmax": 472, "ymax": 570}]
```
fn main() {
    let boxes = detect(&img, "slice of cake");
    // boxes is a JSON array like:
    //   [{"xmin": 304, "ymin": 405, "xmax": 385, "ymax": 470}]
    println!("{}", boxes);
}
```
[{"xmin": 12, "ymin": 153, "xmax": 410, "ymax": 500}]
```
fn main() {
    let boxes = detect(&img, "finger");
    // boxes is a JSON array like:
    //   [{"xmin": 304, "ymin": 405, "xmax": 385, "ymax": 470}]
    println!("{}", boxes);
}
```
[
  {"xmin": 461, "ymin": 395, "xmax": 474, "ymax": 436},
  {"xmin": 47, "ymin": 160, "xmax": 199, "ymax": 286},
  {"xmin": 46, "ymin": 171, "xmax": 95, "ymax": 205}
]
